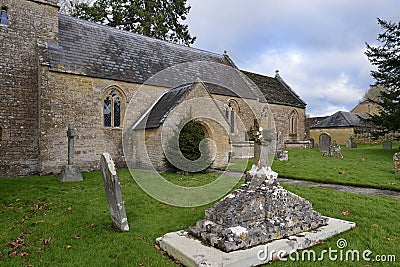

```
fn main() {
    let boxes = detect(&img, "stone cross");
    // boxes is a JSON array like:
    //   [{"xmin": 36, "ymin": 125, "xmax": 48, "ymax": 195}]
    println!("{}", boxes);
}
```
[
  {"xmin": 100, "ymin": 153, "xmax": 129, "ymax": 232},
  {"xmin": 59, "ymin": 123, "xmax": 83, "ymax": 182},
  {"xmin": 67, "ymin": 123, "xmax": 75, "ymax": 165}
]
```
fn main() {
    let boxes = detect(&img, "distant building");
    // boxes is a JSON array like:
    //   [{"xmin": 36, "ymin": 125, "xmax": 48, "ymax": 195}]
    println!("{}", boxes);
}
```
[
  {"xmin": 350, "ymin": 100, "xmax": 380, "ymax": 115},
  {"xmin": 309, "ymin": 111, "xmax": 370, "ymax": 145}
]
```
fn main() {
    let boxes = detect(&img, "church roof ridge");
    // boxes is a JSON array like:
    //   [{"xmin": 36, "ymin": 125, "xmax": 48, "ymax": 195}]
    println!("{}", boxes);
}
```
[
  {"xmin": 240, "ymin": 70, "xmax": 307, "ymax": 108},
  {"xmin": 58, "ymin": 14, "xmax": 227, "ymax": 60}
]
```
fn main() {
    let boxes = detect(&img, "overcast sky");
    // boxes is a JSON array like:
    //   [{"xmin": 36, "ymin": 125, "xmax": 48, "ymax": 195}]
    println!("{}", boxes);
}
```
[{"xmin": 186, "ymin": 0, "xmax": 399, "ymax": 117}]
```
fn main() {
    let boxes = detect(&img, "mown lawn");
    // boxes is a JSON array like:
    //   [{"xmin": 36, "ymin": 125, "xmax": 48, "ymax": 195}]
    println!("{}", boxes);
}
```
[
  {"xmin": 272, "ymin": 143, "xmax": 400, "ymax": 191},
  {"xmin": 0, "ymin": 169, "xmax": 399, "ymax": 266}
]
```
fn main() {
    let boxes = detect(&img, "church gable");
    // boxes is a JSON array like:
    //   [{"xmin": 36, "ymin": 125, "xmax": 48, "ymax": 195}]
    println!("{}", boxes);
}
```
[{"xmin": 135, "ymin": 81, "xmax": 229, "ymax": 130}]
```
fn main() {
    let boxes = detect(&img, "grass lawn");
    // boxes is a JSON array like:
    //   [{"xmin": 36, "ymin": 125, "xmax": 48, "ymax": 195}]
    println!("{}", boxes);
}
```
[
  {"xmin": 1, "ymin": 170, "xmax": 399, "ymax": 266},
  {"xmin": 272, "ymin": 143, "xmax": 400, "ymax": 191}
]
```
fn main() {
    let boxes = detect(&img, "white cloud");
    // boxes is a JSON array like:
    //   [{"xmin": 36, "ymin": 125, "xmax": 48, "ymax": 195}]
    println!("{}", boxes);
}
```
[
  {"xmin": 244, "ymin": 48, "xmax": 366, "ymax": 114},
  {"xmin": 186, "ymin": 0, "xmax": 400, "ymax": 116}
]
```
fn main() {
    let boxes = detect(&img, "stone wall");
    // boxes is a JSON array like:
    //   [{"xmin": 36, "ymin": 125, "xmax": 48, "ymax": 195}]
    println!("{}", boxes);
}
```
[
  {"xmin": 269, "ymin": 104, "xmax": 306, "ymax": 143},
  {"xmin": 351, "ymin": 102, "xmax": 380, "ymax": 115},
  {"xmin": 309, "ymin": 128, "xmax": 355, "ymax": 146},
  {"xmin": 0, "ymin": 0, "xmax": 58, "ymax": 177},
  {"xmin": 354, "ymin": 132, "xmax": 400, "ymax": 145},
  {"xmin": 156, "ymin": 83, "xmax": 232, "ymax": 170},
  {"xmin": 38, "ymin": 70, "xmax": 168, "ymax": 175}
]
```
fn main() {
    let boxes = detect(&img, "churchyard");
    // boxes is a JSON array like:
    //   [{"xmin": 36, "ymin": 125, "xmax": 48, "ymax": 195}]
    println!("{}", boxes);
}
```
[{"xmin": 0, "ymin": 143, "xmax": 399, "ymax": 266}]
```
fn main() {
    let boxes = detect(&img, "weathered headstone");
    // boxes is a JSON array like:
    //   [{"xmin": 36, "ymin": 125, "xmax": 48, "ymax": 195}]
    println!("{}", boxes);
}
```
[
  {"xmin": 323, "ymin": 140, "xmax": 343, "ymax": 158},
  {"xmin": 59, "ymin": 123, "xmax": 83, "ymax": 182},
  {"xmin": 276, "ymin": 130, "xmax": 283, "ymax": 151},
  {"xmin": 383, "ymin": 141, "xmax": 392, "ymax": 150},
  {"xmin": 310, "ymin": 138, "xmax": 315, "ymax": 149},
  {"xmin": 188, "ymin": 166, "xmax": 328, "ymax": 252},
  {"xmin": 189, "ymin": 134, "xmax": 327, "ymax": 252},
  {"xmin": 345, "ymin": 136, "xmax": 357, "ymax": 149},
  {"xmin": 100, "ymin": 152, "xmax": 129, "ymax": 232},
  {"xmin": 277, "ymin": 150, "xmax": 288, "ymax": 161},
  {"xmin": 319, "ymin": 133, "xmax": 331, "ymax": 153},
  {"xmin": 394, "ymin": 153, "xmax": 400, "ymax": 174}
]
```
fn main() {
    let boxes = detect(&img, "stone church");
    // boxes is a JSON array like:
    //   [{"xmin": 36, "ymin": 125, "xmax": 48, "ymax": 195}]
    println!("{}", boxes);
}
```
[{"xmin": 0, "ymin": 0, "xmax": 307, "ymax": 177}]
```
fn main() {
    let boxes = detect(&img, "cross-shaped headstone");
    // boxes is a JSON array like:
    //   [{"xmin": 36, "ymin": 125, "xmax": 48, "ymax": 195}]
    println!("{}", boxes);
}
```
[
  {"xmin": 59, "ymin": 123, "xmax": 83, "ymax": 182},
  {"xmin": 67, "ymin": 123, "xmax": 75, "ymax": 165}
]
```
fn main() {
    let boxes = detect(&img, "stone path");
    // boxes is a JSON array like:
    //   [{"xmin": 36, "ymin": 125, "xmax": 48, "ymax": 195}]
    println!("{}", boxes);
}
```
[
  {"xmin": 220, "ymin": 171, "xmax": 400, "ymax": 200},
  {"xmin": 278, "ymin": 177, "xmax": 400, "ymax": 200}
]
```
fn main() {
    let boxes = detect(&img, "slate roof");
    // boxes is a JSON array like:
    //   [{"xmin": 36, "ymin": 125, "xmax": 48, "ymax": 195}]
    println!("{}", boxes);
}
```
[
  {"xmin": 241, "ymin": 70, "xmax": 307, "ymax": 108},
  {"xmin": 310, "ymin": 111, "xmax": 369, "ymax": 129},
  {"xmin": 47, "ymin": 14, "xmax": 233, "ymax": 85},
  {"xmin": 139, "ymin": 82, "xmax": 237, "ymax": 129},
  {"xmin": 46, "ymin": 14, "xmax": 306, "ymax": 107},
  {"xmin": 144, "ymin": 83, "xmax": 193, "ymax": 129}
]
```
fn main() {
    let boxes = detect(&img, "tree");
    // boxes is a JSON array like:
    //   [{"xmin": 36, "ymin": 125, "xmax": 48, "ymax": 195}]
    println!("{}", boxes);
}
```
[
  {"xmin": 365, "ymin": 18, "xmax": 400, "ymax": 134},
  {"xmin": 69, "ymin": 0, "xmax": 196, "ymax": 46},
  {"xmin": 59, "ymin": 0, "xmax": 84, "ymax": 15},
  {"xmin": 163, "ymin": 119, "xmax": 212, "ymax": 173}
]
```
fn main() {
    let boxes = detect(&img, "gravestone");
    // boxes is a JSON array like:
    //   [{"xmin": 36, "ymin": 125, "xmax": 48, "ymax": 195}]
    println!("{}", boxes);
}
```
[
  {"xmin": 323, "ymin": 141, "xmax": 343, "ymax": 158},
  {"xmin": 100, "ymin": 152, "xmax": 129, "ymax": 232},
  {"xmin": 319, "ymin": 133, "xmax": 331, "ymax": 153},
  {"xmin": 189, "ymin": 137, "xmax": 328, "ymax": 252},
  {"xmin": 276, "ymin": 130, "xmax": 283, "ymax": 151},
  {"xmin": 345, "ymin": 136, "xmax": 357, "ymax": 149},
  {"xmin": 189, "ymin": 167, "xmax": 328, "ymax": 252},
  {"xmin": 383, "ymin": 141, "xmax": 392, "ymax": 150},
  {"xmin": 59, "ymin": 123, "xmax": 83, "ymax": 182},
  {"xmin": 310, "ymin": 138, "xmax": 315, "ymax": 149},
  {"xmin": 394, "ymin": 153, "xmax": 400, "ymax": 174},
  {"xmin": 277, "ymin": 150, "xmax": 288, "ymax": 161}
]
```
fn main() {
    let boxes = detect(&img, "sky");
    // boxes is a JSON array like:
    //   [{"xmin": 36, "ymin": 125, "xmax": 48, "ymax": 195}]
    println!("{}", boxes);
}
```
[{"xmin": 185, "ymin": 0, "xmax": 400, "ymax": 117}]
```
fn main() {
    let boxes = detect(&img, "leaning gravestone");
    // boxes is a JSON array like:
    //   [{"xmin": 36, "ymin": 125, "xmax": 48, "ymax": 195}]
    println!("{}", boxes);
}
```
[
  {"xmin": 319, "ymin": 133, "xmax": 331, "ymax": 153},
  {"xmin": 345, "ymin": 136, "xmax": 357, "ymax": 149},
  {"xmin": 100, "ymin": 153, "xmax": 129, "ymax": 232},
  {"xmin": 394, "ymin": 153, "xmax": 400, "ymax": 174},
  {"xmin": 323, "ymin": 140, "xmax": 343, "ymax": 158},
  {"xmin": 59, "ymin": 123, "xmax": 83, "ymax": 182},
  {"xmin": 383, "ymin": 141, "xmax": 392, "ymax": 150}
]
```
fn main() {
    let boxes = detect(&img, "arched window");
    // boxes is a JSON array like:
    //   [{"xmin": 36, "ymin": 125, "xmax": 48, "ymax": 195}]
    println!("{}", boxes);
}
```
[
  {"xmin": 228, "ymin": 99, "xmax": 239, "ymax": 134},
  {"xmin": 289, "ymin": 110, "xmax": 298, "ymax": 136},
  {"xmin": 102, "ymin": 87, "xmax": 125, "ymax": 128},
  {"xmin": 1, "ymin": 6, "xmax": 8, "ymax": 25}
]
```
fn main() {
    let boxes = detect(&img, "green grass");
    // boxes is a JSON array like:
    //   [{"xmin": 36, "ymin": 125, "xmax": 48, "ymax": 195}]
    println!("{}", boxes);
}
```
[
  {"xmin": 161, "ymin": 172, "xmax": 221, "ymax": 187},
  {"xmin": 270, "ymin": 184, "xmax": 400, "ymax": 266},
  {"xmin": 272, "ymin": 143, "xmax": 400, "ymax": 191},
  {"xmin": 0, "ymin": 170, "xmax": 207, "ymax": 266},
  {"xmin": 1, "ymin": 170, "xmax": 399, "ymax": 266}
]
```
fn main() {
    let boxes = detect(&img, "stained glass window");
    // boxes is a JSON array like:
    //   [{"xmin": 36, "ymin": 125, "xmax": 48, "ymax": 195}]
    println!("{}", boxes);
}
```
[
  {"xmin": 104, "ymin": 97, "xmax": 112, "ymax": 127},
  {"xmin": 228, "ymin": 100, "xmax": 239, "ymax": 134},
  {"xmin": 114, "ymin": 97, "xmax": 121, "ymax": 127},
  {"xmin": 230, "ymin": 109, "xmax": 235, "ymax": 133},
  {"xmin": 103, "ymin": 87, "xmax": 124, "ymax": 128},
  {"xmin": 1, "ymin": 7, "xmax": 8, "ymax": 25}
]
